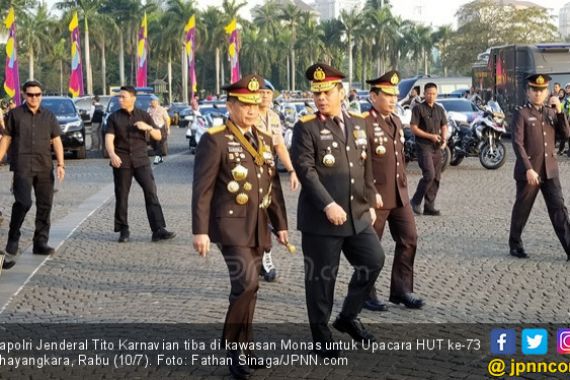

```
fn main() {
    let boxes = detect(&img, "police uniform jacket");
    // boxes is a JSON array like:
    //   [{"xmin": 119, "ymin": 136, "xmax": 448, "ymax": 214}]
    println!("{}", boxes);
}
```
[
  {"xmin": 192, "ymin": 122, "xmax": 288, "ymax": 251},
  {"xmin": 291, "ymin": 111, "xmax": 376, "ymax": 237},
  {"xmin": 364, "ymin": 108, "xmax": 409, "ymax": 210},
  {"xmin": 512, "ymin": 103, "xmax": 570, "ymax": 181}
]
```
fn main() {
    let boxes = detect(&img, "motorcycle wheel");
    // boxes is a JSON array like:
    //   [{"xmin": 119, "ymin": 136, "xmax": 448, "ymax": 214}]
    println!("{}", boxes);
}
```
[
  {"xmin": 449, "ymin": 148, "xmax": 464, "ymax": 166},
  {"xmin": 479, "ymin": 141, "xmax": 507, "ymax": 170},
  {"xmin": 441, "ymin": 146, "xmax": 451, "ymax": 172}
]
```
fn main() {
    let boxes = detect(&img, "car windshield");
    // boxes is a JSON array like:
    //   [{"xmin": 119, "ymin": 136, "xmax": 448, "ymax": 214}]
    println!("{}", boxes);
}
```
[
  {"xmin": 200, "ymin": 106, "xmax": 227, "ymax": 116},
  {"xmin": 41, "ymin": 99, "xmax": 77, "ymax": 116},
  {"xmin": 438, "ymin": 100, "xmax": 478, "ymax": 112},
  {"xmin": 107, "ymin": 95, "xmax": 154, "ymax": 113},
  {"xmin": 398, "ymin": 78, "xmax": 416, "ymax": 100}
]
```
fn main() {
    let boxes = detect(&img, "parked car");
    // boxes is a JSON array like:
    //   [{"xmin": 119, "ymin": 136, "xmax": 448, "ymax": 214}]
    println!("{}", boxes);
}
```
[
  {"xmin": 167, "ymin": 102, "xmax": 190, "ymax": 127},
  {"xmin": 74, "ymin": 95, "xmax": 111, "ymax": 125},
  {"xmin": 42, "ymin": 96, "xmax": 87, "ymax": 159},
  {"xmin": 436, "ymin": 98, "xmax": 482, "ymax": 124}
]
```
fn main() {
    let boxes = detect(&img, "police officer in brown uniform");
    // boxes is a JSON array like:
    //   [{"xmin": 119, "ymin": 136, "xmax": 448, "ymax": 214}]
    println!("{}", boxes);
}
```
[
  {"xmin": 363, "ymin": 71, "xmax": 424, "ymax": 310},
  {"xmin": 192, "ymin": 74, "xmax": 288, "ymax": 379},
  {"xmin": 291, "ymin": 63, "xmax": 384, "ymax": 356},
  {"xmin": 509, "ymin": 73, "xmax": 570, "ymax": 260}
]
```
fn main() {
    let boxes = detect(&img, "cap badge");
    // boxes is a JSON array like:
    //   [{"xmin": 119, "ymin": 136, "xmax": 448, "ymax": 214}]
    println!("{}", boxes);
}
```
[
  {"xmin": 390, "ymin": 73, "xmax": 399, "ymax": 85},
  {"xmin": 314, "ymin": 67, "xmax": 326, "ymax": 81},
  {"xmin": 247, "ymin": 77, "xmax": 260, "ymax": 91},
  {"xmin": 536, "ymin": 75, "xmax": 545, "ymax": 85}
]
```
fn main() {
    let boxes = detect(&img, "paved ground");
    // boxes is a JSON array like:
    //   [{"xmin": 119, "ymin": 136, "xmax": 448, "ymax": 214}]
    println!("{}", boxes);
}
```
[{"xmin": 1, "ymin": 128, "xmax": 570, "ymax": 379}]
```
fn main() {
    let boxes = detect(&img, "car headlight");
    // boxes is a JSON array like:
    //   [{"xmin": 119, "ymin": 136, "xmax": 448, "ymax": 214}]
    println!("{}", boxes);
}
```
[{"xmin": 62, "ymin": 121, "xmax": 83, "ymax": 133}]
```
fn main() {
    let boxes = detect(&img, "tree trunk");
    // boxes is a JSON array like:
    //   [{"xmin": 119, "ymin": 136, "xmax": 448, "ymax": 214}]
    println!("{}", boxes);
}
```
[
  {"xmin": 291, "ymin": 48, "xmax": 296, "ymax": 91},
  {"xmin": 168, "ymin": 52, "xmax": 172, "ymax": 104},
  {"xmin": 101, "ymin": 40, "xmax": 107, "ymax": 95},
  {"xmin": 29, "ymin": 47, "xmax": 34, "ymax": 80},
  {"xmin": 215, "ymin": 47, "xmax": 220, "ymax": 95},
  {"xmin": 424, "ymin": 49, "xmax": 428, "ymax": 75},
  {"xmin": 84, "ymin": 17, "xmax": 93, "ymax": 95},
  {"xmin": 348, "ymin": 34, "xmax": 353, "ymax": 89},
  {"xmin": 221, "ymin": 59, "xmax": 225, "ymax": 87},
  {"xmin": 286, "ymin": 55, "xmax": 290, "ymax": 91},
  {"xmin": 119, "ymin": 30, "xmax": 125, "ymax": 85},
  {"xmin": 182, "ymin": 47, "xmax": 188, "ymax": 103},
  {"xmin": 59, "ymin": 59, "xmax": 63, "ymax": 95}
]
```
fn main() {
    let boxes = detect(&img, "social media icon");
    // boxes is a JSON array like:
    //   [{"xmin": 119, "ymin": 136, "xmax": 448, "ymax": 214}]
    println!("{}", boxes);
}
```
[
  {"xmin": 490, "ymin": 329, "xmax": 516, "ymax": 355},
  {"xmin": 522, "ymin": 328, "xmax": 548, "ymax": 355},
  {"xmin": 557, "ymin": 328, "xmax": 570, "ymax": 354}
]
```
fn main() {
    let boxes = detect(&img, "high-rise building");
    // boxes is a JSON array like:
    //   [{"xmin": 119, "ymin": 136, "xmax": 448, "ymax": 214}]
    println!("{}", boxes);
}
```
[
  {"xmin": 312, "ymin": 0, "xmax": 364, "ymax": 21},
  {"xmin": 560, "ymin": 3, "xmax": 570, "ymax": 37}
]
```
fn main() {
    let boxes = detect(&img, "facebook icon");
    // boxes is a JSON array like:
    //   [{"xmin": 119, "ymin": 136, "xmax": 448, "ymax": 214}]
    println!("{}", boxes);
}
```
[{"xmin": 491, "ymin": 329, "xmax": 516, "ymax": 355}]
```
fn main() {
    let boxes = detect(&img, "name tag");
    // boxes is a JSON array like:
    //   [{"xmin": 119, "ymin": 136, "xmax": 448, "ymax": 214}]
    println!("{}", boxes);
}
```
[{"xmin": 320, "ymin": 134, "xmax": 334, "ymax": 141}]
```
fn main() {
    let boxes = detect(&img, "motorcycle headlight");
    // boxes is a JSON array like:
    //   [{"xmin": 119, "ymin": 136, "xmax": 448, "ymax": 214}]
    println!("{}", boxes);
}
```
[{"xmin": 62, "ymin": 120, "xmax": 83, "ymax": 133}]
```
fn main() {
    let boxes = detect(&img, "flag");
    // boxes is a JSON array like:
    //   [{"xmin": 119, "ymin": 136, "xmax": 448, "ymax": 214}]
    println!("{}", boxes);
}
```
[
  {"xmin": 136, "ymin": 13, "xmax": 148, "ymax": 87},
  {"xmin": 184, "ymin": 15, "xmax": 197, "ymax": 99},
  {"xmin": 68, "ymin": 11, "xmax": 84, "ymax": 98},
  {"xmin": 225, "ymin": 18, "xmax": 240, "ymax": 83},
  {"xmin": 4, "ymin": 7, "xmax": 21, "ymax": 105}
]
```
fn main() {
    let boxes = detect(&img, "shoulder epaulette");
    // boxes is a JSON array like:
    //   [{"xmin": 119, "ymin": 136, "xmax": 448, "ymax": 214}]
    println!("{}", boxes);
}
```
[
  {"xmin": 299, "ymin": 114, "xmax": 317, "ymax": 123},
  {"xmin": 208, "ymin": 125, "xmax": 227, "ymax": 135},
  {"xmin": 348, "ymin": 111, "xmax": 365, "ymax": 119},
  {"xmin": 256, "ymin": 126, "xmax": 272, "ymax": 138}
]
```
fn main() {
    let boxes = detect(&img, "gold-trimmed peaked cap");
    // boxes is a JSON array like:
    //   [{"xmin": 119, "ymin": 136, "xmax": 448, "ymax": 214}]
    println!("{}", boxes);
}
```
[
  {"xmin": 366, "ymin": 70, "xmax": 400, "ymax": 95},
  {"xmin": 526, "ymin": 73, "xmax": 551, "ymax": 89},
  {"xmin": 222, "ymin": 73, "xmax": 265, "ymax": 104},
  {"xmin": 305, "ymin": 62, "xmax": 345, "ymax": 92}
]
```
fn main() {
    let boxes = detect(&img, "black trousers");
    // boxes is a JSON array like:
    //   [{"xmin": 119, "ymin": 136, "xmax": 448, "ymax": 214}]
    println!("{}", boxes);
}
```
[
  {"xmin": 369, "ymin": 205, "xmax": 418, "ymax": 300},
  {"xmin": 509, "ymin": 178, "xmax": 570, "ymax": 257},
  {"xmin": 112, "ymin": 165, "xmax": 166, "ymax": 233},
  {"xmin": 8, "ymin": 170, "xmax": 54, "ymax": 246},
  {"xmin": 152, "ymin": 128, "xmax": 167, "ymax": 156},
  {"xmin": 411, "ymin": 145, "xmax": 442, "ymax": 211},
  {"xmin": 302, "ymin": 226, "xmax": 384, "ymax": 344},
  {"xmin": 221, "ymin": 245, "xmax": 263, "ymax": 344}
]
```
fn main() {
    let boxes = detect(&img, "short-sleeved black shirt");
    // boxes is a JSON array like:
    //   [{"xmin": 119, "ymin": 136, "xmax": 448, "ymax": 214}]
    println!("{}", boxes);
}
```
[
  {"xmin": 106, "ymin": 107, "xmax": 158, "ymax": 168},
  {"xmin": 4, "ymin": 104, "xmax": 61, "ymax": 175},
  {"xmin": 410, "ymin": 101, "xmax": 447, "ymax": 147}
]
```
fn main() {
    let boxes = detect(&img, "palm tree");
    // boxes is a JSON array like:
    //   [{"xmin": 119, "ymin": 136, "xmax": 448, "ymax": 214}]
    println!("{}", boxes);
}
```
[
  {"xmin": 296, "ymin": 13, "xmax": 324, "ymax": 72},
  {"xmin": 19, "ymin": 3, "xmax": 53, "ymax": 81},
  {"xmin": 416, "ymin": 25, "xmax": 433, "ymax": 75},
  {"xmin": 340, "ymin": 8, "xmax": 362, "ymax": 88},
  {"xmin": 200, "ymin": 6, "xmax": 225, "ymax": 95},
  {"xmin": 354, "ymin": 20, "xmax": 374, "ymax": 87},
  {"xmin": 240, "ymin": 24, "xmax": 270, "ymax": 75},
  {"xmin": 252, "ymin": 0, "xmax": 280, "ymax": 38},
  {"xmin": 319, "ymin": 19, "xmax": 344, "ymax": 68},
  {"xmin": 280, "ymin": 3, "xmax": 303, "ymax": 90},
  {"xmin": 366, "ymin": 7, "xmax": 397, "ymax": 75},
  {"xmin": 432, "ymin": 25, "xmax": 453, "ymax": 77},
  {"xmin": 49, "ymin": 38, "xmax": 67, "ymax": 95}
]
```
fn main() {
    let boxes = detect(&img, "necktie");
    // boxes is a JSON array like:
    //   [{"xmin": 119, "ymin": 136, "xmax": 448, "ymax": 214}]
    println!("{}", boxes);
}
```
[
  {"xmin": 244, "ymin": 130, "xmax": 258, "ymax": 150},
  {"xmin": 333, "ymin": 116, "xmax": 346, "ymax": 138}
]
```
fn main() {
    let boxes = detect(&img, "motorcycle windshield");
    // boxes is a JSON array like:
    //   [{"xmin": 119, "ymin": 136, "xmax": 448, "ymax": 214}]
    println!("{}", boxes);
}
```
[{"xmin": 487, "ymin": 101, "xmax": 503, "ymax": 114}]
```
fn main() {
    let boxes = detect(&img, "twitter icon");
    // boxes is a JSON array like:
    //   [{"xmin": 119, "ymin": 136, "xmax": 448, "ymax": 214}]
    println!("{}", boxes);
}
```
[{"xmin": 522, "ymin": 328, "xmax": 548, "ymax": 355}]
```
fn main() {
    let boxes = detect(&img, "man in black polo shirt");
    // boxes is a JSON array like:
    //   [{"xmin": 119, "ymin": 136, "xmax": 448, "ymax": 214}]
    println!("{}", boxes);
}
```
[
  {"xmin": 105, "ymin": 86, "xmax": 175, "ymax": 243},
  {"xmin": 0, "ymin": 80, "xmax": 65, "ymax": 269},
  {"xmin": 410, "ymin": 82, "xmax": 447, "ymax": 216}
]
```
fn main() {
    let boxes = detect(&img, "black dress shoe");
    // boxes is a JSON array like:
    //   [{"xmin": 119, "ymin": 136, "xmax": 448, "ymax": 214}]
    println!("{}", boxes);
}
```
[
  {"xmin": 410, "ymin": 201, "xmax": 422, "ymax": 215},
  {"xmin": 332, "ymin": 317, "xmax": 376, "ymax": 342},
  {"xmin": 227, "ymin": 350, "xmax": 252, "ymax": 379},
  {"xmin": 1, "ymin": 252, "xmax": 16, "ymax": 270},
  {"xmin": 5, "ymin": 240, "xmax": 18, "ymax": 255},
  {"xmin": 152, "ymin": 228, "xmax": 176, "ymax": 242},
  {"xmin": 118, "ymin": 230, "xmax": 130, "ymax": 243},
  {"xmin": 32, "ymin": 245, "xmax": 55, "ymax": 255},
  {"xmin": 389, "ymin": 293, "xmax": 425, "ymax": 309},
  {"xmin": 363, "ymin": 298, "xmax": 389, "ymax": 312},
  {"xmin": 509, "ymin": 248, "xmax": 528, "ymax": 259},
  {"xmin": 423, "ymin": 208, "xmax": 441, "ymax": 216}
]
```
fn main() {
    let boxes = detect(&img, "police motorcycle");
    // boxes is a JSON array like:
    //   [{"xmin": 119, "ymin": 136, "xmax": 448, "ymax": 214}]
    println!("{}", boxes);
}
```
[
  {"xmin": 403, "ymin": 120, "xmax": 453, "ymax": 172},
  {"xmin": 186, "ymin": 111, "xmax": 227, "ymax": 154},
  {"xmin": 450, "ymin": 100, "xmax": 507, "ymax": 170}
]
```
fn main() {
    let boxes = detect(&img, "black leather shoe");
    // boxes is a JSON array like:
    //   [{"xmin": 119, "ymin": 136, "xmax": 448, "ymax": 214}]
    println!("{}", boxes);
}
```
[
  {"xmin": 423, "ymin": 208, "xmax": 441, "ymax": 216},
  {"xmin": 152, "ymin": 228, "xmax": 176, "ymax": 242},
  {"xmin": 389, "ymin": 293, "xmax": 425, "ymax": 309},
  {"xmin": 32, "ymin": 245, "xmax": 55, "ymax": 255},
  {"xmin": 509, "ymin": 248, "xmax": 528, "ymax": 259},
  {"xmin": 363, "ymin": 298, "xmax": 388, "ymax": 312},
  {"xmin": 227, "ymin": 350, "xmax": 252, "ymax": 379},
  {"xmin": 1, "ymin": 252, "xmax": 16, "ymax": 270},
  {"xmin": 5, "ymin": 240, "xmax": 18, "ymax": 255},
  {"xmin": 410, "ymin": 201, "xmax": 422, "ymax": 215},
  {"xmin": 332, "ymin": 317, "xmax": 376, "ymax": 342},
  {"xmin": 118, "ymin": 230, "xmax": 130, "ymax": 243}
]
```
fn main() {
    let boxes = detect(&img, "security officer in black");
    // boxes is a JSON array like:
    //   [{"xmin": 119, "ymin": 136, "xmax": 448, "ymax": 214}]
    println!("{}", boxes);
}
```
[
  {"xmin": 410, "ymin": 82, "xmax": 447, "ymax": 215},
  {"xmin": 509, "ymin": 73, "xmax": 570, "ymax": 260},
  {"xmin": 291, "ymin": 63, "xmax": 385, "ymax": 356},
  {"xmin": 364, "ymin": 71, "xmax": 424, "ymax": 310},
  {"xmin": 0, "ymin": 80, "xmax": 65, "ymax": 269},
  {"xmin": 105, "ymin": 85, "xmax": 175, "ymax": 243}
]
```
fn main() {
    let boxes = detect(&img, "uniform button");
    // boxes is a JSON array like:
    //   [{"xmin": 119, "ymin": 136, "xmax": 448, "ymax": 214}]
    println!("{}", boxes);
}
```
[
  {"xmin": 351, "ymin": 178, "xmax": 355, "ymax": 184},
  {"xmin": 346, "ymin": 146, "xmax": 351, "ymax": 151},
  {"xmin": 395, "ymin": 152, "xmax": 398, "ymax": 156},
  {"xmin": 397, "ymin": 174, "xmax": 400, "ymax": 178},
  {"xmin": 350, "ymin": 196, "xmax": 354, "ymax": 201},
  {"xmin": 545, "ymin": 153, "xmax": 548, "ymax": 157},
  {"xmin": 259, "ymin": 188, "xmax": 263, "ymax": 193},
  {"xmin": 544, "ymin": 132, "xmax": 547, "ymax": 136},
  {"xmin": 397, "ymin": 162, "xmax": 400, "ymax": 166},
  {"xmin": 257, "ymin": 174, "xmax": 261, "ymax": 178},
  {"xmin": 544, "ymin": 142, "xmax": 547, "ymax": 146},
  {"xmin": 229, "ymin": 210, "xmax": 234, "ymax": 215},
  {"xmin": 349, "ymin": 162, "xmax": 353, "ymax": 167},
  {"xmin": 373, "ymin": 179, "xmax": 376, "ymax": 184}
]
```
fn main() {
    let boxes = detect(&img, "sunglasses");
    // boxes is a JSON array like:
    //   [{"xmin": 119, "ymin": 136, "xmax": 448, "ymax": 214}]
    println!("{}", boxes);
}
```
[{"xmin": 26, "ymin": 92, "xmax": 42, "ymax": 98}]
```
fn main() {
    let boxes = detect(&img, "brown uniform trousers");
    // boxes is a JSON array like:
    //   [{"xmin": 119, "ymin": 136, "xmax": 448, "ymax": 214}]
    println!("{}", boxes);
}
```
[
  {"xmin": 365, "ymin": 109, "xmax": 418, "ymax": 299},
  {"xmin": 509, "ymin": 103, "xmax": 570, "ymax": 257},
  {"xmin": 192, "ymin": 122, "xmax": 288, "ymax": 344}
]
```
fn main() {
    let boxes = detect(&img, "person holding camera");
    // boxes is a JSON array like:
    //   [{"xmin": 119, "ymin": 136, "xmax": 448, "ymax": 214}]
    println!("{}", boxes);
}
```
[{"xmin": 409, "ymin": 82, "xmax": 448, "ymax": 216}]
